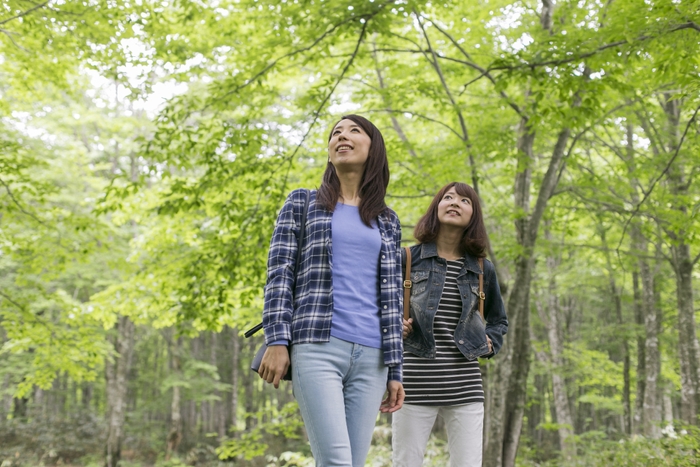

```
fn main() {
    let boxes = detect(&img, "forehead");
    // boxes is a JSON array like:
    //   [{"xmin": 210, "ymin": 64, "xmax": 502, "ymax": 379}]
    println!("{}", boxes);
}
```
[
  {"xmin": 444, "ymin": 187, "xmax": 460, "ymax": 196},
  {"xmin": 332, "ymin": 119, "xmax": 363, "ymax": 132}
]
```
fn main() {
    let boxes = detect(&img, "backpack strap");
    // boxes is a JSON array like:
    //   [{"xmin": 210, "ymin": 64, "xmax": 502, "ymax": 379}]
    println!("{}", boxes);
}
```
[
  {"xmin": 478, "ymin": 258, "xmax": 485, "ymax": 321},
  {"xmin": 403, "ymin": 246, "xmax": 412, "ymax": 320}
]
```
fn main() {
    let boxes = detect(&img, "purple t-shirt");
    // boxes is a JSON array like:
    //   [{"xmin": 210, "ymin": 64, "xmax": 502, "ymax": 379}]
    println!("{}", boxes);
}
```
[{"xmin": 330, "ymin": 203, "xmax": 382, "ymax": 348}]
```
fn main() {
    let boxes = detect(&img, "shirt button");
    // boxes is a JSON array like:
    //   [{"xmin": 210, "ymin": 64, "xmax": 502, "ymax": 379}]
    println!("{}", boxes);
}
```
[
  {"xmin": 383, "ymin": 328, "xmax": 388, "ymax": 333},
  {"xmin": 383, "ymin": 305, "xmax": 387, "ymax": 309},
  {"xmin": 382, "ymin": 255, "xmax": 386, "ymax": 259},
  {"xmin": 383, "ymin": 279, "xmax": 387, "ymax": 283},
  {"xmin": 459, "ymin": 340, "xmax": 465, "ymax": 344}
]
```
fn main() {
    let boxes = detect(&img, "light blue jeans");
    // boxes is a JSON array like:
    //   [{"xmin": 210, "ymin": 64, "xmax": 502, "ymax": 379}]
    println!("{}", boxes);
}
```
[{"xmin": 292, "ymin": 337, "xmax": 388, "ymax": 467}]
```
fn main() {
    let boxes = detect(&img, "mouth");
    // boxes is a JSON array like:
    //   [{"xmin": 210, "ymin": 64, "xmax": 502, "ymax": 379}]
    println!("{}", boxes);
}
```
[
  {"xmin": 336, "ymin": 144, "xmax": 353, "ymax": 152},
  {"xmin": 446, "ymin": 209, "xmax": 460, "ymax": 216}
]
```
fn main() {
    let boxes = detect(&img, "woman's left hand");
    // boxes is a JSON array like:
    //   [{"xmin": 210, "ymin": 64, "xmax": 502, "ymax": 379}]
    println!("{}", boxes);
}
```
[
  {"xmin": 402, "ymin": 318, "xmax": 413, "ymax": 339},
  {"xmin": 380, "ymin": 381, "xmax": 405, "ymax": 413},
  {"xmin": 487, "ymin": 336, "xmax": 493, "ymax": 354}
]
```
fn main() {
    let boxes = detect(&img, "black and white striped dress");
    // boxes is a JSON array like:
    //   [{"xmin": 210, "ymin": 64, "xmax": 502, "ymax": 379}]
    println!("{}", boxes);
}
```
[{"xmin": 403, "ymin": 258, "xmax": 484, "ymax": 406}]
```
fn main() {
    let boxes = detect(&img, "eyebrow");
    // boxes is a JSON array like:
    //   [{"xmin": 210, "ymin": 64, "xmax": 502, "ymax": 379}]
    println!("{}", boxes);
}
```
[{"xmin": 333, "ymin": 123, "xmax": 361, "ymax": 132}]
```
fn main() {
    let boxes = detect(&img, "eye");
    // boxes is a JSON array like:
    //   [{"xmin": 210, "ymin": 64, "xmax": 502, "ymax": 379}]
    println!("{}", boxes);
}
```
[
  {"xmin": 462, "ymin": 198, "xmax": 471, "ymax": 204},
  {"xmin": 351, "ymin": 128, "xmax": 360, "ymax": 132}
]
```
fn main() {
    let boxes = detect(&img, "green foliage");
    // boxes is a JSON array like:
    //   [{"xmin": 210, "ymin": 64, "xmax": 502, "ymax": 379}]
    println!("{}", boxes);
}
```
[
  {"xmin": 216, "ymin": 402, "xmax": 306, "ymax": 461},
  {"xmin": 1, "ymin": 0, "xmax": 700, "ymax": 464}
]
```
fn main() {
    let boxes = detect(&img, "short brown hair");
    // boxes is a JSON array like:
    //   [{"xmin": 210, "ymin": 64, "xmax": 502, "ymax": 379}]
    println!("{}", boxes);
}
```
[{"xmin": 414, "ymin": 182, "xmax": 489, "ymax": 258}]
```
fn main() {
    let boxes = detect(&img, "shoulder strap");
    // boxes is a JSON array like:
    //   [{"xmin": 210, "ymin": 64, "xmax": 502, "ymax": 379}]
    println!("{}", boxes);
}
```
[
  {"xmin": 243, "ymin": 191, "xmax": 310, "ymax": 339},
  {"xmin": 403, "ymin": 246, "xmax": 412, "ymax": 320},
  {"xmin": 292, "ymin": 190, "xmax": 310, "ymax": 287},
  {"xmin": 478, "ymin": 258, "xmax": 485, "ymax": 321}
]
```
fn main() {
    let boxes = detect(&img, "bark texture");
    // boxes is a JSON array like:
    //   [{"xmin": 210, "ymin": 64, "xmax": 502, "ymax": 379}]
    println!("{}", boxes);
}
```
[{"xmin": 105, "ymin": 316, "xmax": 135, "ymax": 467}]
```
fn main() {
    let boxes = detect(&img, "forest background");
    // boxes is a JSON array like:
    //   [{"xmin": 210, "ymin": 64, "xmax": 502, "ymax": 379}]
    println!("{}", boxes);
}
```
[{"xmin": 1, "ymin": 0, "xmax": 699, "ymax": 466}]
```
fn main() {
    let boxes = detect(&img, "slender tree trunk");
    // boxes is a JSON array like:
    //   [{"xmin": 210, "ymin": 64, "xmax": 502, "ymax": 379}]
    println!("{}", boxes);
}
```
[
  {"xmin": 105, "ymin": 316, "xmax": 135, "ymax": 467},
  {"xmin": 166, "ymin": 334, "xmax": 183, "ymax": 459},
  {"xmin": 663, "ymin": 388, "xmax": 674, "ymax": 426},
  {"xmin": 660, "ymin": 96, "xmax": 700, "ymax": 426},
  {"xmin": 209, "ymin": 332, "xmax": 226, "ymax": 439},
  {"xmin": 231, "ymin": 327, "xmax": 240, "ymax": 437},
  {"xmin": 632, "ymin": 270, "xmax": 645, "ymax": 434},
  {"xmin": 640, "ymin": 248, "xmax": 662, "ymax": 438},
  {"xmin": 599, "ymin": 224, "xmax": 632, "ymax": 434},
  {"xmin": 673, "ymin": 244, "xmax": 700, "ymax": 425},
  {"xmin": 639, "ymin": 96, "xmax": 700, "ymax": 426},
  {"xmin": 484, "ymin": 115, "xmax": 534, "ymax": 467},
  {"xmin": 82, "ymin": 382, "xmax": 93, "ymax": 410},
  {"xmin": 244, "ymin": 340, "xmax": 257, "ymax": 431},
  {"xmin": 543, "ymin": 254, "xmax": 575, "ymax": 459},
  {"xmin": 486, "ymin": 117, "xmax": 571, "ymax": 467}
]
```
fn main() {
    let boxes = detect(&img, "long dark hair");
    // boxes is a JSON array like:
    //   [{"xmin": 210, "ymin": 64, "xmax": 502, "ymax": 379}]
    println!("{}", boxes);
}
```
[
  {"xmin": 316, "ymin": 114, "xmax": 389, "ymax": 227},
  {"xmin": 414, "ymin": 182, "xmax": 490, "ymax": 258}
]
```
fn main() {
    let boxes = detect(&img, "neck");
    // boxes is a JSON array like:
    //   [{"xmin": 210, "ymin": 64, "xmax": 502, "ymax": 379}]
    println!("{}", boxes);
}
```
[
  {"xmin": 436, "ymin": 226, "xmax": 464, "ymax": 260},
  {"xmin": 336, "ymin": 169, "xmax": 362, "ymax": 206}
]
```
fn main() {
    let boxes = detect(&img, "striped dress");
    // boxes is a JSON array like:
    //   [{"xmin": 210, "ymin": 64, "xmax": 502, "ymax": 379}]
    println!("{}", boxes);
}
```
[{"xmin": 403, "ymin": 258, "xmax": 484, "ymax": 406}]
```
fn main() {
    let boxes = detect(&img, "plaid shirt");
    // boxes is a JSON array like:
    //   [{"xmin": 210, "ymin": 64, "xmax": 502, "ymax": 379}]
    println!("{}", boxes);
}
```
[{"xmin": 263, "ymin": 189, "xmax": 404, "ymax": 381}]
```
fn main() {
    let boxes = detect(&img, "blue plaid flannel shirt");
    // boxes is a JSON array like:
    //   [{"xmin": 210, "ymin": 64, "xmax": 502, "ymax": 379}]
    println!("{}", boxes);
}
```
[{"xmin": 263, "ymin": 189, "xmax": 404, "ymax": 382}]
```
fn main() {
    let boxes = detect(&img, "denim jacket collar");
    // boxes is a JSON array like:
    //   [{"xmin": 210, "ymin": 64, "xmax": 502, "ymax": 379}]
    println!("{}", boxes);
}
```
[{"xmin": 417, "ymin": 243, "xmax": 483, "ymax": 274}]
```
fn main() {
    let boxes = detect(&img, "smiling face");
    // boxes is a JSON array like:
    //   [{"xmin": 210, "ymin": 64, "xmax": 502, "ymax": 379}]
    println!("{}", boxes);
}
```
[
  {"xmin": 327, "ymin": 119, "xmax": 371, "ymax": 171},
  {"xmin": 437, "ymin": 187, "xmax": 474, "ymax": 229}
]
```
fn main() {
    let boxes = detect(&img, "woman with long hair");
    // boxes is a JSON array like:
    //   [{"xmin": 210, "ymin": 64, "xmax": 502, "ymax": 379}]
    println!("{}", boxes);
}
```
[
  {"xmin": 393, "ymin": 182, "xmax": 508, "ymax": 467},
  {"xmin": 258, "ymin": 115, "xmax": 405, "ymax": 466}
]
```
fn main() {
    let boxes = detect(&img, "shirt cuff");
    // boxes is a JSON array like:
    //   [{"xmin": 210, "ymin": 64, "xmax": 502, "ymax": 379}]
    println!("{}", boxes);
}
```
[
  {"xmin": 388, "ymin": 364, "xmax": 403, "ymax": 382},
  {"xmin": 268, "ymin": 340, "xmax": 289, "ymax": 347}
]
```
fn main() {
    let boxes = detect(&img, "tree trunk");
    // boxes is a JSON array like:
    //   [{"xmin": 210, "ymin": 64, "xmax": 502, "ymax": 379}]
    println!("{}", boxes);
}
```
[
  {"xmin": 82, "ymin": 382, "xmax": 93, "ymax": 410},
  {"xmin": 640, "ymin": 248, "xmax": 662, "ymax": 438},
  {"xmin": 632, "ymin": 270, "xmax": 645, "ymax": 434},
  {"xmin": 231, "ymin": 327, "xmax": 240, "ymax": 437},
  {"xmin": 600, "ymin": 224, "xmax": 632, "ymax": 434},
  {"xmin": 105, "ymin": 316, "xmax": 135, "ymax": 467},
  {"xmin": 543, "ymin": 254, "xmax": 575, "ymax": 459},
  {"xmin": 244, "ymin": 339, "xmax": 257, "ymax": 431},
  {"xmin": 660, "ymin": 96, "xmax": 700, "ymax": 426},
  {"xmin": 209, "ymin": 332, "xmax": 226, "ymax": 439},
  {"xmin": 484, "ymin": 115, "xmax": 533, "ymax": 467},
  {"xmin": 486, "ymin": 117, "xmax": 571, "ymax": 467},
  {"xmin": 166, "ymin": 334, "xmax": 183, "ymax": 459},
  {"xmin": 673, "ymin": 244, "xmax": 700, "ymax": 425}
]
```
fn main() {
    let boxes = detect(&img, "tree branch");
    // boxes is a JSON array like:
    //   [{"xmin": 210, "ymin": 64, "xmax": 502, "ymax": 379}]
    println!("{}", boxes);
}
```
[
  {"xmin": 483, "ymin": 22, "xmax": 700, "ymax": 74},
  {"xmin": 418, "ymin": 14, "xmax": 526, "ymax": 118},
  {"xmin": 0, "ymin": 290, "xmax": 51, "ymax": 329},
  {"xmin": 371, "ymin": 42, "xmax": 435, "ymax": 186},
  {"xmin": 616, "ymin": 103, "xmax": 700, "ymax": 252},
  {"xmin": 364, "ymin": 108, "xmax": 463, "ymax": 140},
  {"xmin": 213, "ymin": 0, "xmax": 395, "ymax": 105},
  {"xmin": 0, "ymin": 176, "xmax": 47, "ymax": 226},
  {"xmin": 222, "ymin": 20, "xmax": 372, "ymax": 268},
  {"xmin": 693, "ymin": 251, "xmax": 700, "ymax": 266},
  {"xmin": 0, "ymin": 1, "xmax": 49, "ymax": 26},
  {"xmin": 0, "ymin": 28, "xmax": 28, "ymax": 51},
  {"xmin": 413, "ymin": 11, "xmax": 481, "ymax": 194}
]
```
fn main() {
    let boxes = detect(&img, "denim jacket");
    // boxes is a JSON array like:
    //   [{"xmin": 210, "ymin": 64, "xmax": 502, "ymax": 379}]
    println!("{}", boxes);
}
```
[{"xmin": 402, "ymin": 243, "xmax": 508, "ymax": 360}]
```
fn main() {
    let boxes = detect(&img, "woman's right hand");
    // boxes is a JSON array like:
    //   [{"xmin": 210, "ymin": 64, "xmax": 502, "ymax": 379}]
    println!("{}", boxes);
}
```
[
  {"xmin": 402, "ymin": 318, "xmax": 413, "ymax": 339},
  {"xmin": 259, "ymin": 345, "xmax": 290, "ymax": 389}
]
